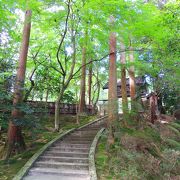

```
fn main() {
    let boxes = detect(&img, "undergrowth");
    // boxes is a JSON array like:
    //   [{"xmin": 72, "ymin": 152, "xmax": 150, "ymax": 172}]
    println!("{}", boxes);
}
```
[{"xmin": 96, "ymin": 117, "xmax": 180, "ymax": 180}]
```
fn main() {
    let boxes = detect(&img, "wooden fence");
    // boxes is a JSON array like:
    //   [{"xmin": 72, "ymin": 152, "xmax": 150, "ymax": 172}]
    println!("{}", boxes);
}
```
[{"xmin": 26, "ymin": 101, "xmax": 93, "ymax": 114}]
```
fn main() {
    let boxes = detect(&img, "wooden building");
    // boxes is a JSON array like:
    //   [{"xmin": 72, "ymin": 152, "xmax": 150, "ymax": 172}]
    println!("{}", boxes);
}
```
[{"xmin": 103, "ymin": 76, "xmax": 148, "ymax": 98}]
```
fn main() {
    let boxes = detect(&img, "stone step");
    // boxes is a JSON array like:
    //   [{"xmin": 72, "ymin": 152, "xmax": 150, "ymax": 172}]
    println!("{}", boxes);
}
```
[
  {"xmin": 44, "ymin": 151, "xmax": 88, "ymax": 158},
  {"xmin": 23, "ymin": 167, "xmax": 89, "ymax": 180},
  {"xmin": 21, "ymin": 118, "xmax": 106, "ymax": 180},
  {"xmin": 69, "ymin": 134, "xmax": 95, "ymax": 137},
  {"xmin": 64, "ymin": 137, "xmax": 93, "ymax": 141},
  {"xmin": 48, "ymin": 147, "xmax": 89, "ymax": 153},
  {"xmin": 58, "ymin": 140, "xmax": 91, "ymax": 144},
  {"xmin": 28, "ymin": 167, "xmax": 89, "ymax": 176},
  {"xmin": 24, "ymin": 173, "xmax": 90, "ymax": 180},
  {"xmin": 47, "ymin": 148, "xmax": 89, "ymax": 154},
  {"xmin": 53, "ymin": 143, "xmax": 90, "ymax": 148},
  {"xmin": 62, "ymin": 139, "xmax": 92, "ymax": 143},
  {"xmin": 77, "ymin": 129, "xmax": 99, "ymax": 131},
  {"xmin": 70, "ymin": 133, "xmax": 96, "ymax": 136},
  {"xmin": 66, "ymin": 136, "xmax": 94, "ymax": 140},
  {"xmin": 39, "ymin": 156, "xmax": 89, "ymax": 163},
  {"xmin": 74, "ymin": 128, "xmax": 98, "ymax": 131},
  {"xmin": 35, "ymin": 161, "xmax": 89, "ymax": 170},
  {"xmin": 81, "ymin": 129, "xmax": 99, "ymax": 131}
]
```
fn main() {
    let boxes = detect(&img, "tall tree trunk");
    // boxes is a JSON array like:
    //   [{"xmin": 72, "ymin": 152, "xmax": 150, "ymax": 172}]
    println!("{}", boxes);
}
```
[
  {"xmin": 129, "ymin": 46, "xmax": 136, "ymax": 110},
  {"xmin": 107, "ymin": 17, "xmax": 118, "ymax": 146},
  {"xmin": 120, "ymin": 41, "xmax": 128, "ymax": 115},
  {"xmin": 88, "ymin": 61, "xmax": 92, "ymax": 105},
  {"xmin": 4, "ymin": 10, "xmax": 32, "ymax": 159},
  {"xmin": 79, "ymin": 47, "xmax": 86, "ymax": 113}
]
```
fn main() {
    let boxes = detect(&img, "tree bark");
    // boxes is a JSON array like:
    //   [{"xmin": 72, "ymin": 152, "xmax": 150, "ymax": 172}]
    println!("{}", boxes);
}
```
[
  {"xmin": 45, "ymin": 89, "xmax": 49, "ymax": 103},
  {"xmin": 93, "ymin": 72, "xmax": 100, "ymax": 114},
  {"xmin": 55, "ymin": 100, "xmax": 60, "ymax": 130},
  {"xmin": 54, "ymin": 89, "xmax": 64, "ymax": 131},
  {"xmin": 129, "ymin": 46, "xmax": 136, "ymax": 109},
  {"xmin": 107, "ymin": 19, "xmax": 118, "ymax": 146},
  {"xmin": 45, "ymin": 88, "xmax": 49, "ymax": 113},
  {"xmin": 79, "ymin": 47, "xmax": 86, "ymax": 113},
  {"xmin": 54, "ymin": 11, "xmax": 77, "ymax": 130},
  {"xmin": 120, "ymin": 41, "xmax": 128, "ymax": 115},
  {"xmin": 149, "ymin": 93, "xmax": 158, "ymax": 124},
  {"xmin": 88, "ymin": 61, "xmax": 92, "ymax": 105},
  {"xmin": 4, "ymin": 10, "xmax": 32, "ymax": 159}
]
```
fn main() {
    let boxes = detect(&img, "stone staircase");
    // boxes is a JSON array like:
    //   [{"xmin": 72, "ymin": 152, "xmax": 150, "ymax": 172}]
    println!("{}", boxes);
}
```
[{"xmin": 23, "ymin": 119, "xmax": 105, "ymax": 180}]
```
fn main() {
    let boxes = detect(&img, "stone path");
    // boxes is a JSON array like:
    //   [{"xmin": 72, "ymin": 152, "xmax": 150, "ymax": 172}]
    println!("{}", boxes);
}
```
[{"xmin": 23, "ymin": 118, "xmax": 105, "ymax": 180}]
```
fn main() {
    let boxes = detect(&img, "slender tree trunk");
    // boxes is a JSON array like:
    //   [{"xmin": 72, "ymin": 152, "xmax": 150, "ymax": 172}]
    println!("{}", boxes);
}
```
[
  {"xmin": 45, "ymin": 89, "xmax": 49, "ymax": 103},
  {"xmin": 107, "ymin": 17, "xmax": 118, "ymax": 146},
  {"xmin": 24, "ymin": 81, "xmax": 34, "ymax": 101},
  {"xmin": 79, "ymin": 47, "xmax": 86, "ymax": 113},
  {"xmin": 55, "ymin": 100, "xmax": 60, "ymax": 130},
  {"xmin": 40, "ymin": 92, "xmax": 43, "ymax": 101},
  {"xmin": 93, "ymin": 73, "xmax": 100, "ymax": 114},
  {"xmin": 31, "ymin": 89, "xmax": 35, "ymax": 101},
  {"xmin": 24, "ymin": 69, "xmax": 36, "ymax": 101},
  {"xmin": 149, "ymin": 93, "xmax": 158, "ymax": 124},
  {"xmin": 4, "ymin": 10, "xmax": 32, "ymax": 159},
  {"xmin": 88, "ymin": 61, "xmax": 92, "ymax": 105},
  {"xmin": 54, "ymin": 13, "xmax": 77, "ymax": 130},
  {"xmin": 129, "ymin": 46, "xmax": 136, "ymax": 110},
  {"xmin": 120, "ymin": 41, "xmax": 128, "ymax": 115},
  {"xmin": 54, "ymin": 89, "xmax": 64, "ymax": 131},
  {"xmin": 45, "ymin": 88, "xmax": 49, "ymax": 113}
]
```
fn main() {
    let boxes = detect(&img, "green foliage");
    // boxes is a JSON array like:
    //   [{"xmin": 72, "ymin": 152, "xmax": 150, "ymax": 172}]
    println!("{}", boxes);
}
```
[
  {"xmin": 165, "ymin": 138, "xmax": 180, "ymax": 150},
  {"xmin": 0, "ymin": 0, "xmax": 179, "ymax": 114},
  {"xmin": 169, "ymin": 122, "xmax": 180, "ymax": 131},
  {"xmin": 0, "ymin": 1, "xmax": 179, "ymax": 179},
  {"xmin": 62, "ymin": 90, "xmax": 76, "ymax": 103}
]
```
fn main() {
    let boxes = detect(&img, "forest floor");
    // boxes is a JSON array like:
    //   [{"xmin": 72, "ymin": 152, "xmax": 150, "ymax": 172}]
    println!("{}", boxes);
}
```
[
  {"xmin": 96, "ymin": 117, "xmax": 180, "ymax": 179},
  {"xmin": 0, "ymin": 114, "xmax": 96, "ymax": 180}
]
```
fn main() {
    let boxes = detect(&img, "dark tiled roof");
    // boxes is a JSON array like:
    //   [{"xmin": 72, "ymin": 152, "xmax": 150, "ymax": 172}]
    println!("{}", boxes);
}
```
[
  {"xmin": 103, "ymin": 76, "xmax": 145, "ymax": 89},
  {"xmin": 117, "ymin": 86, "xmax": 147, "ymax": 98},
  {"xmin": 103, "ymin": 76, "xmax": 147, "ymax": 98}
]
